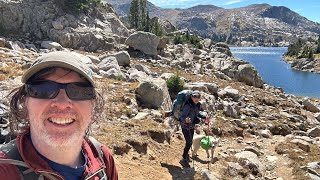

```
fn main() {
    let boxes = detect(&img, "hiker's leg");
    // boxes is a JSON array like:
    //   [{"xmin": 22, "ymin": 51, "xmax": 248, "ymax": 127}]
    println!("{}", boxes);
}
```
[{"xmin": 182, "ymin": 128, "xmax": 193, "ymax": 159}]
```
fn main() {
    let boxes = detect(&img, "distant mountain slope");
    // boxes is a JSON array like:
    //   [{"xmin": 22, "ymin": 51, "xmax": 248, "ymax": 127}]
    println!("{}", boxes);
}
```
[{"xmin": 105, "ymin": 1, "xmax": 320, "ymax": 46}]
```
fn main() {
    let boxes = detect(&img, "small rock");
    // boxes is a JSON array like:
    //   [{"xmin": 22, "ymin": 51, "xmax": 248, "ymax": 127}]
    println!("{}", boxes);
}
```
[
  {"xmin": 132, "ymin": 112, "xmax": 149, "ymax": 120},
  {"xmin": 261, "ymin": 129, "xmax": 273, "ymax": 138},
  {"xmin": 308, "ymin": 127, "xmax": 320, "ymax": 138},
  {"xmin": 227, "ymin": 162, "xmax": 244, "ymax": 176},
  {"xmin": 41, "ymin": 41, "xmax": 63, "ymax": 50},
  {"xmin": 290, "ymin": 139, "xmax": 310, "ymax": 152}
]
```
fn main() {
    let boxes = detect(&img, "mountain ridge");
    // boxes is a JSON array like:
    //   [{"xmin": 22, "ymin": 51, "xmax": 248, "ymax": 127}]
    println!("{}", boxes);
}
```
[{"xmin": 106, "ymin": 0, "xmax": 320, "ymax": 46}]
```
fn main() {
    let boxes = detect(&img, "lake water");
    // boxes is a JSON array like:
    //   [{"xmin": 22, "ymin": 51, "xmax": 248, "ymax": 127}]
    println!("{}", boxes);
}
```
[{"xmin": 230, "ymin": 47, "xmax": 320, "ymax": 98}]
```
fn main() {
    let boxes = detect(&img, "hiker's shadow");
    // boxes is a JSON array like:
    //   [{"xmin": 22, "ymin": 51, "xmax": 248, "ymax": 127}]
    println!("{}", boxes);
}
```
[
  {"xmin": 192, "ymin": 156, "xmax": 209, "ymax": 164},
  {"xmin": 161, "ymin": 163, "xmax": 196, "ymax": 180}
]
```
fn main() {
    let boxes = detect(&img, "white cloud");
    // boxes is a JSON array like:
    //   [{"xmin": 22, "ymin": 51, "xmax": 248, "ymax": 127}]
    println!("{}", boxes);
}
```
[
  {"xmin": 224, "ymin": 0, "xmax": 243, "ymax": 5},
  {"xmin": 149, "ymin": 0, "xmax": 247, "ymax": 8},
  {"xmin": 294, "ymin": 8, "xmax": 303, "ymax": 12}
]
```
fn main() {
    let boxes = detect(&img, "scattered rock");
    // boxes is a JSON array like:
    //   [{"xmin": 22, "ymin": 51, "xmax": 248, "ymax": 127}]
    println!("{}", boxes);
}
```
[
  {"xmin": 303, "ymin": 99, "xmax": 320, "ymax": 113},
  {"xmin": 307, "ymin": 127, "xmax": 320, "ymax": 138},
  {"xmin": 235, "ymin": 151, "xmax": 265, "ymax": 175},
  {"xmin": 113, "ymin": 142, "xmax": 131, "ymax": 155},
  {"xmin": 260, "ymin": 129, "xmax": 273, "ymax": 138},
  {"xmin": 135, "ymin": 78, "xmax": 172, "ymax": 110},
  {"xmin": 126, "ymin": 31, "xmax": 160, "ymax": 56},
  {"xmin": 125, "ymin": 138, "xmax": 148, "ymax": 154},
  {"xmin": 227, "ymin": 162, "xmax": 244, "ymax": 176},
  {"xmin": 290, "ymin": 139, "xmax": 310, "ymax": 152},
  {"xmin": 112, "ymin": 51, "xmax": 131, "ymax": 66}
]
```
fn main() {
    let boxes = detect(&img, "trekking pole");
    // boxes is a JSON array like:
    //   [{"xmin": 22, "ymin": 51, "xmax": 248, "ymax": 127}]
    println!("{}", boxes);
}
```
[
  {"xmin": 207, "ymin": 116, "xmax": 210, "ymax": 170},
  {"xmin": 205, "ymin": 113, "xmax": 213, "ymax": 170},
  {"xmin": 188, "ymin": 126, "xmax": 194, "ymax": 168}
]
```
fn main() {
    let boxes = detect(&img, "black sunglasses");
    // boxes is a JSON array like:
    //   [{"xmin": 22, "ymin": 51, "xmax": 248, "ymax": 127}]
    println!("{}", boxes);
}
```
[
  {"xmin": 192, "ymin": 94, "xmax": 201, "ymax": 98},
  {"xmin": 25, "ymin": 80, "xmax": 96, "ymax": 100}
]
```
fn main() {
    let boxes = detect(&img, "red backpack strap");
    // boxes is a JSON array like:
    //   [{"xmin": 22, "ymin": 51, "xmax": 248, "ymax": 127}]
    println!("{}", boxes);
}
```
[
  {"xmin": 84, "ymin": 136, "xmax": 108, "ymax": 180},
  {"xmin": 0, "ymin": 140, "xmax": 57, "ymax": 180}
]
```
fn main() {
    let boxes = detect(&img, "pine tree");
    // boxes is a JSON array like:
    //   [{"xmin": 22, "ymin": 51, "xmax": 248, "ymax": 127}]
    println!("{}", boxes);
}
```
[
  {"xmin": 316, "ymin": 35, "xmax": 320, "ymax": 54},
  {"xmin": 128, "ymin": 0, "xmax": 164, "ymax": 37},
  {"xmin": 150, "ymin": 17, "xmax": 163, "ymax": 37},
  {"xmin": 129, "ymin": 0, "xmax": 139, "ymax": 29},
  {"xmin": 139, "ymin": 0, "xmax": 147, "ymax": 30},
  {"xmin": 144, "ymin": 12, "xmax": 150, "ymax": 32}
]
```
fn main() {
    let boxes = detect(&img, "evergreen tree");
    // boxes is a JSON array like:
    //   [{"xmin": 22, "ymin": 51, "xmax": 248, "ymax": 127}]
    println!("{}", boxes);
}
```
[
  {"xmin": 317, "ymin": 35, "xmax": 320, "ymax": 54},
  {"xmin": 150, "ymin": 17, "xmax": 163, "ymax": 37},
  {"xmin": 128, "ymin": 0, "xmax": 164, "ymax": 37},
  {"xmin": 139, "ymin": 0, "xmax": 147, "ymax": 30},
  {"xmin": 144, "ymin": 12, "xmax": 150, "ymax": 32},
  {"xmin": 129, "ymin": 0, "xmax": 139, "ymax": 29}
]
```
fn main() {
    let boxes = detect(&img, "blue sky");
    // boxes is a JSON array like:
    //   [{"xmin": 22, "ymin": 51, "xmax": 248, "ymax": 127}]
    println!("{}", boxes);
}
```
[{"xmin": 148, "ymin": 0, "xmax": 320, "ymax": 23}]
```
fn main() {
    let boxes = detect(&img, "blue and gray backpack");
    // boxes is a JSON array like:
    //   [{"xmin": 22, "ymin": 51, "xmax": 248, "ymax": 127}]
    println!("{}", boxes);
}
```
[{"xmin": 171, "ymin": 90, "xmax": 194, "ymax": 121}]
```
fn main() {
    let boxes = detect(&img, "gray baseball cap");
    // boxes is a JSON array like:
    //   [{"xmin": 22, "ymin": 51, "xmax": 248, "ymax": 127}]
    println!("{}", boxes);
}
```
[
  {"xmin": 191, "ymin": 90, "xmax": 201, "ymax": 97},
  {"xmin": 22, "ymin": 51, "xmax": 95, "ymax": 86}
]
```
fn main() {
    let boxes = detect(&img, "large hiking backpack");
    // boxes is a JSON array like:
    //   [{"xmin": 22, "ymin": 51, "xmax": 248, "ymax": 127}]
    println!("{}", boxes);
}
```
[{"xmin": 171, "ymin": 90, "xmax": 193, "ymax": 121}]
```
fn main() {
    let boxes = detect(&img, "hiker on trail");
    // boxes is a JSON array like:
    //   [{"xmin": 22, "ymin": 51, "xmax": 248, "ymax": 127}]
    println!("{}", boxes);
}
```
[
  {"xmin": 179, "ymin": 90, "xmax": 206, "ymax": 168},
  {"xmin": 0, "ymin": 52, "xmax": 118, "ymax": 179}
]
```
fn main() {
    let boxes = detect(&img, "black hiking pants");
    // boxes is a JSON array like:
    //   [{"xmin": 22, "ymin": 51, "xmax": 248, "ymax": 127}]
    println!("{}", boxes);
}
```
[{"xmin": 182, "ymin": 127, "xmax": 194, "ymax": 160}]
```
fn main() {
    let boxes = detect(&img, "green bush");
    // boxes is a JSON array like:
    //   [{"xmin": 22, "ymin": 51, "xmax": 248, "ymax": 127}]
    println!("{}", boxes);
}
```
[
  {"xmin": 166, "ymin": 74, "xmax": 185, "ymax": 100},
  {"xmin": 172, "ymin": 33, "xmax": 202, "ymax": 49},
  {"xmin": 285, "ymin": 38, "xmax": 304, "ymax": 57}
]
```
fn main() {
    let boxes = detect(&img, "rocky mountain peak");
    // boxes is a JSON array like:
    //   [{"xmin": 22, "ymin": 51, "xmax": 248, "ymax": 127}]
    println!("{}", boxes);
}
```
[
  {"xmin": 186, "ymin": 4, "xmax": 223, "ymax": 12},
  {"xmin": 106, "ymin": 1, "xmax": 320, "ymax": 46}
]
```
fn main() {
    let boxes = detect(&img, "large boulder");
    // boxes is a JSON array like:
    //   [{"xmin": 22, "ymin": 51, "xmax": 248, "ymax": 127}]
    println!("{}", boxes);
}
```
[
  {"xmin": 135, "ymin": 78, "xmax": 172, "ymax": 110},
  {"xmin": 0, "ymin": 0, "xmax": 129, "ymax": 52},
  {"xmin": 214, "ymin": 42, "xmax": 232, "ymax": 57},
  {"xmin": 97, "ymin": 56, "xmax": 125, "ymax": 79},
  {"xmin": 125, "ymin": 31, "xmax": 160, "ymax": 56},
  {"xmin": 127, "ymin": 68, "xmax": 148, "ymax": 82},
  {"xmin": 235, "ymin": 151, "xmax": 265, "ymax": 175},
  {"xmin": 236, "ymin": 64, "xmax": 264, "ymax": 88},
  {"xmin": 111, "ymin": 51, "xmax": 131, "ymax": 66}
]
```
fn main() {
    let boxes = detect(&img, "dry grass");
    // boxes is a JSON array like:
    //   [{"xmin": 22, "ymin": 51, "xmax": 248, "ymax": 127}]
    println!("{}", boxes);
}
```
[
  {"xmin": 0, "ymin": 62, "xmax": 23, "ymax": 81},
  {"xmin": 314, "ymin": 54, "xmax": 320, "ymax": 59}
]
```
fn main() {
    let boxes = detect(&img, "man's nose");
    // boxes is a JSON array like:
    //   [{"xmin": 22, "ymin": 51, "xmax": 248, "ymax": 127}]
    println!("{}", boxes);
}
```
[{"xmin": 50, "ymin": 90, "xmax": 72, "ymax": 109}]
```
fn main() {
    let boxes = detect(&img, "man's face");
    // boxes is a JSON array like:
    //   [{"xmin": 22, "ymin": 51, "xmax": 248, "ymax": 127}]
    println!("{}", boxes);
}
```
[
  {"xmin": 191, "ymin": 96, "xmax": 200, "ymax": 104},
  {"xmin": 25, "ymin": 68, "xmax": 94, "ymax": 149}
]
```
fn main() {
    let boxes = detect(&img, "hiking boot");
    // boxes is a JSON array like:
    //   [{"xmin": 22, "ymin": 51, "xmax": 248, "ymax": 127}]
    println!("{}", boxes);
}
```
[
  {"xmin": 186, "ymin": 155, "xmax": 192, "ymax": 162},
  {"xmin": 179, "ymin": 159, "xmax": 190, "ymax": 168}
]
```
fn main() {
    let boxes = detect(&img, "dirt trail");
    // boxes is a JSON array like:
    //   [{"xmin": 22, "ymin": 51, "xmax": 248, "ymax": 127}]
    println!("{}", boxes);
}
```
[{"xmin": 101, "ymin": 129, "xmax": 295, "ymax": 180}]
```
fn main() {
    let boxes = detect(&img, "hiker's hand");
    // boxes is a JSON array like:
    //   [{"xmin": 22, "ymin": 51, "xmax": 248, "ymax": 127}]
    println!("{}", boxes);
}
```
[
  {"xmin": 204, "ymin": 117, "xmax": 209, "ymax": 124},
  {"xmin": 186, "ymin": 117, "xmax": 191, "ymax": 123},
  {"xmin": 195, "ymin": 124, "xmax": 201, "ymax": 133}
]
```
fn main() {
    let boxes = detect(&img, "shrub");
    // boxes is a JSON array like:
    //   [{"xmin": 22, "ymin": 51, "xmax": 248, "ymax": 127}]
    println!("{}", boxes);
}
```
[
  {"xmin": 166, "ymin": 74, "xmax": 184, "ymax": 100},
  {"xmin": 172, "ymin": 32, "xmax": 203, "ymax": 49}
]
